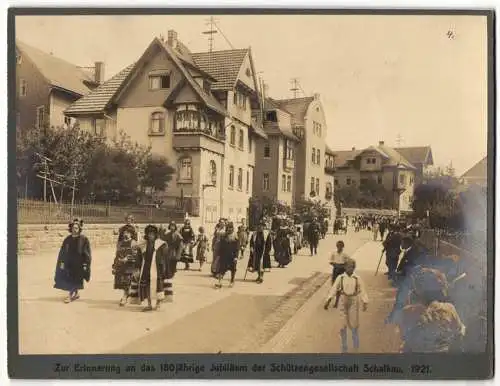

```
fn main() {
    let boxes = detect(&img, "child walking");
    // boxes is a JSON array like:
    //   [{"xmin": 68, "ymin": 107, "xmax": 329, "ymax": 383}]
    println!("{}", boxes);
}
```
[
  {"xmin": 194, "ymin": 226, "xmax": 209, "ymax": 271},
  {"xmin": 329, "ymin": 240, "xmax": 349, "ymax": 285},
  {"xmin": 324, "ymin": 258, "xmax": 368, "ymax": 353}
]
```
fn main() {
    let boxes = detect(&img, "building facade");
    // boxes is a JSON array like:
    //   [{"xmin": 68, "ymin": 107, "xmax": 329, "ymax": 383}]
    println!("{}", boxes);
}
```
[
  {"xmin": 460, "ymin": 157, "xmax": 487, "ymax": 187},
  {"xmin": 16, "ymin": 40, "xmax": 102, "ymax": 131},
  {"xmin": 332, "ymin": 141, "xmax": 422, "ymax": 213},
  {"xmin": 252, "ymin": 99, "xmax": 299, "ymax": 206},
  {"xmin": 65, "ymin": 31, "xmax": 266, "ymax": 227},
  {"xmin": 272, "ymin": 95, "xmax": 330, "ymax": 204}
]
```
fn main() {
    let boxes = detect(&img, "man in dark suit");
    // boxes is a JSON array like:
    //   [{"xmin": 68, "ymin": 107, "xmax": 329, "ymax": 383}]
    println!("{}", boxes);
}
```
[{"xmin": 382, "ymin": 225, "xmax": 402, "ymax": 280}]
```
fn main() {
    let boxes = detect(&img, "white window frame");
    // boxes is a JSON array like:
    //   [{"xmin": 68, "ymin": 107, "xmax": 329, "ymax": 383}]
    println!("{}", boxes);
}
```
[
  {"xmin": 179, "ymin": 157, "xmax": 192, "ymax": 181},
  {"xmin": 263, "ymin": 173, "xmax": 270, "ymax": 191},
  {"xmin": 36, "ymin": 105, "xmax": 45, "ymax": 130},
  {"xmin": 149, "ymin": 73, "xmax": 171, "ymax": 90},
  {"xmin": 150, "ymin": 111, "xmax": 165, "ymax": 135},
  {"xmin": 237, "ymin": 168, "xmax": 243, "ymax": 191},
  {"xmin": 229, "ymin": 165, "xmax": 235, "ymax": 189}
]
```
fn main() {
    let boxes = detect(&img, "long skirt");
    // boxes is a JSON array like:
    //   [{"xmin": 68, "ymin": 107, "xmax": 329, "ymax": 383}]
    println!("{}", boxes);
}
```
[
  {"xmin": 180, "ymin": 242, "xmax": 194, "ymax": 264},
  {"xmin": 196, "ymin": 245, "xmax": 207, "ymax": 263},
  {"xmin": 113, "ymin": 262, "xmax": 137, "ymax": 290},
  {"xmin": 341, "ymin": 295, "xmax": 361, "ymax": 329},
  {"xmin": 54, "ymin": 265, "xmax": 84, "ymax": 291},
  {"xmin": 217, "ymin": 255, "xmax": 236, "ymax": 275}
]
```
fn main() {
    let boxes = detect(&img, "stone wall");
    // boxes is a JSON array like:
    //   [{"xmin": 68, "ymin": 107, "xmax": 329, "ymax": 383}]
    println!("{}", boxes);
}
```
[{"xmin": 17, "ymin": 217, "xmax": 215, "ymax": 256}]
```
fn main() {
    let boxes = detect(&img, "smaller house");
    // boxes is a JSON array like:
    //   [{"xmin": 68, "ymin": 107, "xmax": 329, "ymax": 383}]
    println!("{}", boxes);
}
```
[
  {"xmin": 15, "ymin": 40, "xmax": 103, "ymax": 131},
  {"xmin": 460, "ymin": 157, "xmax": 487, "ymax": 187},
  {"xmin": 394, "ymin": 146, "xmax": 434, "ymax": 185},
  {"xmin": 333, "ymin": 141, "xmax": 420, "ymax": 213}
]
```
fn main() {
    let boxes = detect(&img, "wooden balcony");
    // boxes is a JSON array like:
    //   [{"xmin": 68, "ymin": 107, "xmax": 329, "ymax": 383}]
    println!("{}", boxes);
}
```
[
  {"xmin": 324, "ymin": 165, "xmax": 336, "ymax": 175},
  {"xmin": 172, "ymin": 129, "xmax": 225, "ymax": 155}
]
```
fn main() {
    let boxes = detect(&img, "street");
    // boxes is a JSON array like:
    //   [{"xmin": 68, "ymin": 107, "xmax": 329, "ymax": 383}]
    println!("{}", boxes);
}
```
[{"xmin": 18, "ymin": 230, "xmax": 400, "ymax": 354}]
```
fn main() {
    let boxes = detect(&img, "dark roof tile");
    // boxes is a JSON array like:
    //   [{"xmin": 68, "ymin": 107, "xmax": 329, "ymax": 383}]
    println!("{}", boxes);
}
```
[
  {"xmin": 192, "ymin": 49, "xmax": 249, "ymax": 91},
  {"xmin": 65, "ymin": 64, "xmax": 134, "ymax": 115},
  {"xmin": 17, "ymin": 40, "xmax": 95, "ymax": 96}
]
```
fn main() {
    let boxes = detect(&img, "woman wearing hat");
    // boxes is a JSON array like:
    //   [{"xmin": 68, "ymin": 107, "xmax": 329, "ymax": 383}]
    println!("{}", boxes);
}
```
[
  {"xmin": 112, "ymin": 227, "xmax": 143, "ymax": 306},
  {"xmin": 54, "ymin": 218, "xmax": 92, "ymax": 303}
]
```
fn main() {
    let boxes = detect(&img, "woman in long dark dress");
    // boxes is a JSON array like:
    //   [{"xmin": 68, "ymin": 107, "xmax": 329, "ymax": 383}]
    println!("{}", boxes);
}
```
[
  {"xmin": 247, "ymin": 222, "xmax": 273, "ymax": 283},
  {"xmin": 275, "ymin": 226, "xmax": 292, "ymax": 268},
  {"xmin": 214, "ymin": 222, "xmax": 239, "ymax": 288},
  {"xmin": 179, "ymin": 219, "xmax": 195, "ymax": 270},
  {"xmin": 112, "ymin": 228, "xmax": 143, "ymax": 306},
  {"xmin": 54, "ymin": 219, "xmax": 92, "ymax": 303},
  {"xmin": 211, "ymin": 218, "xmax": 226, "ymax": 277},
  {"xmin": 157, "ymin": 221, "xmax": 182, "ymax": 305}
]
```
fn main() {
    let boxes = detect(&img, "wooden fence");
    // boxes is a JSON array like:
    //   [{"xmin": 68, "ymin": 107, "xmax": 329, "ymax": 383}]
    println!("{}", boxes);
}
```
[{"xmin": 17, "ymin": 198, "xmax": 201, "ymax": 224}]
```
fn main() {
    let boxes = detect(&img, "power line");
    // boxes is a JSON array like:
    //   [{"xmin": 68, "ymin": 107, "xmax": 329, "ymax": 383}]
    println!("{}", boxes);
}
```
[{"xmin": 213, "ymin": 20, "xmax": 235, "ymax": 50}]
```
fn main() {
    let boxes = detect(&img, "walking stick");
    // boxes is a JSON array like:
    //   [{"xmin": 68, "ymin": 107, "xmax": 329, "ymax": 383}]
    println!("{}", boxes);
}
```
[{"xmin": 375, "ymin": 250, "xmax": 385, "ymax": 276}]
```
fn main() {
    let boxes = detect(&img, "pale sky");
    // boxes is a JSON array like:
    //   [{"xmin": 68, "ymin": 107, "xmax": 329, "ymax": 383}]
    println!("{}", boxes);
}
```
[{"xmin": 15, "ymin": 14, "xmax": 489, "ymax": 175}]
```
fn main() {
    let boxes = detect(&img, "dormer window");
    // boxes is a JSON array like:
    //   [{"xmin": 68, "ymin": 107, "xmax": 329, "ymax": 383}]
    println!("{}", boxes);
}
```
[
  {"xmin": 149, "ymin": 70, "xmax": 171, "ymax": 90},
  {"xmin": 265, "ymin": 111, "xmax": 277, "ymax": 122}
]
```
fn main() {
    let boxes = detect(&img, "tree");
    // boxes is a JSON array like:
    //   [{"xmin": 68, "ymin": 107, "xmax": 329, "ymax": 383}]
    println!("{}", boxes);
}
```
[
  {"xmin": 142, "ymin": 155, "xmax": 176, "ymax": 196},
  {"xmin": 16, "ymin": 126, "xmax": 175, "ymax": 204}
]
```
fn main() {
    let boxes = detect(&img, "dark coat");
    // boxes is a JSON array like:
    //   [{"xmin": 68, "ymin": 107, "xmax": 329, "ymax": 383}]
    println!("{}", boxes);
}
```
[
  {"xmin": 248, "ymin": 230, "xmax": 272, "ymax": 271},
  {"xmin": 54, "ymin": 234, "xmax": 92, "ymax": 291}
]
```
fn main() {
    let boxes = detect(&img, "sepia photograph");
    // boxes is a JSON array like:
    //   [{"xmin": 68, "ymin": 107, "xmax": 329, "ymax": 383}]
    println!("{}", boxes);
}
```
[{"xmin": 9, "ymin": 9, "xmax": 493, "ymax": 379}]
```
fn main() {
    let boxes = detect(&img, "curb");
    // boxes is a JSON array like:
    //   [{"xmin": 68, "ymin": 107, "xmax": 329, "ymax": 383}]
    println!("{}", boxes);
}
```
[
  {"xmin": 259, "ymin": 239, "xmax": 372, "ymax": 353},
  {"xmin": 229, "ymin": 271, "xmax": 330, "ymax": 353}
]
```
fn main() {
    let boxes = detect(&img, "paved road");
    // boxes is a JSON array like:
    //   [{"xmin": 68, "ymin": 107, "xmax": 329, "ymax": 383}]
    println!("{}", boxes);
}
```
[
  {"xmin": 18, "ymin": 229, "xmax": 397, "ymax": 354},
  {"xmin": 263, "ymin": 239, "xmax": 401, "ymax": 354}
]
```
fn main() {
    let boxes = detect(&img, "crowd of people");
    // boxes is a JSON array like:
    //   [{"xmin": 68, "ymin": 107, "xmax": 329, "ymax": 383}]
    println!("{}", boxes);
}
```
[
  {"xmin": 53, "ymin": 213, "xmax": 327, "ymax": 312},
  {"xmin": 52, "ymin": 211, "xmax": 474, "ymax": 353}
]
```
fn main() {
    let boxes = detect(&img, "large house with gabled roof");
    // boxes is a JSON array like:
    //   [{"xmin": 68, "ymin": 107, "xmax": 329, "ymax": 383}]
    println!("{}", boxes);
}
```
[
  {"xmin": 65, "ymin": 30, "xmax": 266, "ymax": 226},
  {"xmin": 15, "ymin": 40, "xmax": 103, "ymax": 131},
  {"xmin": 269, "ymin": 95, "xmax": 331, "ymax": 205},
  {"xmin": 331, "ymin": 141, "xmax": 432, "ymax": 213},
  {"xmin": 251, "ymin": 97, "xmax": 300, "ymax": 206}
]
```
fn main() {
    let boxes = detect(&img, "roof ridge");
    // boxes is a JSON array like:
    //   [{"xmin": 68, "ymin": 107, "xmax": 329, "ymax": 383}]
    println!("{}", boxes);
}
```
[
  {"xmin": 192, "ymin": 48, "xmax": 249, "ymax": 55},
  {"xmin": 16, "ymin": 39, "xmax": 92, "ymax": 78}
]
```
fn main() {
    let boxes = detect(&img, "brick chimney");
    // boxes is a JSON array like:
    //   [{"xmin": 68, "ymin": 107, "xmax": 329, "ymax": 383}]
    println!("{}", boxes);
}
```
[
  {"xmin": 379, "ymin": 141, "xmax": 385, "ymax": 146},
  {"xmin": 167, "ymin": 30, "xmax": 178, "ymax": 49},
  {"xmin": 94, "ymin": 61, "xmax": 105, "ymax": 84}
]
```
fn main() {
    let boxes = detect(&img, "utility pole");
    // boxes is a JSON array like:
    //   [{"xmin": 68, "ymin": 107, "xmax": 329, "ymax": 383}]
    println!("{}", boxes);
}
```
[
  {"xmin": 35, "ymin": 152, "xmax": 52, "ymax": 202},
  {"xmin": 290, "ymin": 78, "xmax": 300, "ymax": 98},
  {"xmin": 203, "ymin": 16, "xmax": 218, "ymax": 53}
]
